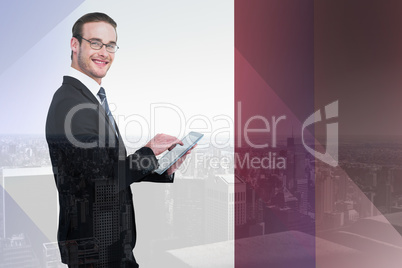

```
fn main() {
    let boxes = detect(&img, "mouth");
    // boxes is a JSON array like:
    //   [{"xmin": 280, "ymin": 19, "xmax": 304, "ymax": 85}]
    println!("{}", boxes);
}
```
[{"xmin": 92, "ymin": 59, "xmax": 109, "ymax": 67}]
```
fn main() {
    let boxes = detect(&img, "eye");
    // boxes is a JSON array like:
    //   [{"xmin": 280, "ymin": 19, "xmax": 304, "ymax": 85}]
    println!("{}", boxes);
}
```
[
  {"xmin": 91, "ymin": 40, "xmax": 102, "ymax": 48},
  {"xmin": 106, "ymin": 44, "xmax": 116, "ymax": 49}
]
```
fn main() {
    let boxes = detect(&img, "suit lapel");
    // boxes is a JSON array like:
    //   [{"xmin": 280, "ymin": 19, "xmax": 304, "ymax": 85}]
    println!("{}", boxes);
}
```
[
  {"xmin": 63, "ymin": 76, "xmax": 121, "ymax": 142},
  {"xmin": 63, "ymin": 76, "xmax": 99, "ymax": 104}
]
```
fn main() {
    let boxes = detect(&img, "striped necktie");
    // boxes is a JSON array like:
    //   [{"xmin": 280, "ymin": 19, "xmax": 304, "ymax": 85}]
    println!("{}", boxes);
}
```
[{"xmin": 97, "ymin": 87, "xmax": 118, "ymax": 136}]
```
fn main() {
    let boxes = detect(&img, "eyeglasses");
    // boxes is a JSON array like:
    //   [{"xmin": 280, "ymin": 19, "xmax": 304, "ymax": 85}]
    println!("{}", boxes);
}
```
[{"xmin": 75, "ymin": 35, "xmax": 119, "ymax": 53}]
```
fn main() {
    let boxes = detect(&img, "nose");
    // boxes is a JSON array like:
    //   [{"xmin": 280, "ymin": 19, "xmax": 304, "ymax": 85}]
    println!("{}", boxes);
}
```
[{"xmin": 98, "ymin": 44, "xmax": 108, "ymax": 57}]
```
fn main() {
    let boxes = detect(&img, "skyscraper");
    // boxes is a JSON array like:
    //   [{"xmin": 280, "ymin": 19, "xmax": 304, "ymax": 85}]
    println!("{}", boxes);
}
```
[{"xmin": 205, "ymin": 174, "xmax": 246, "ymax": 243}]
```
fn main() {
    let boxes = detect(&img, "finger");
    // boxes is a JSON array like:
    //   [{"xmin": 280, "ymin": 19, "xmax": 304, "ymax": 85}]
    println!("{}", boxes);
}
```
[
  {"xmin": 168, "ymin": 141, "xmax": 182, "ymax": 151},
  {"xmin": 166, "ymin": 151, "xmax": 190, "ymax": 175},
  {"xmin": 171, "ymin": 136, "xmax": 184, "ymax": 146},
  {"xmin": 190, "ymin": 143, "xmax": 197, "ymax": 150},
  {"xmin": 186, "ymin": 143, "xmax": 198, "ymax": 154},
  {"xmin": 168, "ymin": 144, "xmax": 177, "ymax": 151}
]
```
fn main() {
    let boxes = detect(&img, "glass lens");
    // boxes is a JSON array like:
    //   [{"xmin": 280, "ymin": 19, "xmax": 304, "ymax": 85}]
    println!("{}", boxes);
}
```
[
  {"xmin": 106, "ymin": 44, "xmax": 117, "ymax": 53},
  {"xmin": 90, "ymin": 41, "xmax": 102, "ymax": 50}
]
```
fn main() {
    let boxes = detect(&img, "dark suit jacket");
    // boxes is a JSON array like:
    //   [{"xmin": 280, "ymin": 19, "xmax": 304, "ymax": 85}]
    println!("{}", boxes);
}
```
[{"xmin": 46, "ymin": 76, "xmax": 172, "ymax": 267}]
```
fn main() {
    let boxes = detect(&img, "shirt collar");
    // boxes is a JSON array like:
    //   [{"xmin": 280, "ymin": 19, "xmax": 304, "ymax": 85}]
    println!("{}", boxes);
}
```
[{"xmin": 68, "ymin": 67, "xmax": 101, "ymax": 102}]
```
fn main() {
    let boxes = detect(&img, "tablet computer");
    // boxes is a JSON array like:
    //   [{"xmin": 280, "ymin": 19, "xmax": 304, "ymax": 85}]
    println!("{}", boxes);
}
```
[{"xmin": 154, "ymin": 131, "xmax": 204, "ymax": 175}]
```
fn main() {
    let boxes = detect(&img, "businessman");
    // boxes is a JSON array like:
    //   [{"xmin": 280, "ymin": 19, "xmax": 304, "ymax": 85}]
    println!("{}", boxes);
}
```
[{"xmin": 46, "ymin": 12, "xmax": 191, "ymax": 268}]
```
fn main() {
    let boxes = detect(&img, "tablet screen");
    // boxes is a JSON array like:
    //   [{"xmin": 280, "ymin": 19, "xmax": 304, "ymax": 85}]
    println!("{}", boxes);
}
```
[{"xmin": 154, "ymin": 131, "xmax": 204, "ymax": 175}]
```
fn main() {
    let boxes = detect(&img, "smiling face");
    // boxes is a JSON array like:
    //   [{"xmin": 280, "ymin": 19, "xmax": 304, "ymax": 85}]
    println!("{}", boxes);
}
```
[{"xmin": 71, "ymin": 21, "xmax": 117, "ymax": 84}]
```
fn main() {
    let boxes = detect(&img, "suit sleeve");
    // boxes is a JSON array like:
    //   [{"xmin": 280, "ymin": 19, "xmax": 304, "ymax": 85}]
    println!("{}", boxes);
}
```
[
  {"xmin": 67, "ymin": 103, "xmax": 174, "ymax": 187},
  {"xmin": 125, "ymin": 147, "xmax": 174, "ymax": 184}
]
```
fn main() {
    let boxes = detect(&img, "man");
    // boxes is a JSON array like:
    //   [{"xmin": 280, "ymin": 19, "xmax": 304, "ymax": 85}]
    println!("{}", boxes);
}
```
[{"xmin": 46, "ymin": 12, "xmax": 191, "ymax": 268}]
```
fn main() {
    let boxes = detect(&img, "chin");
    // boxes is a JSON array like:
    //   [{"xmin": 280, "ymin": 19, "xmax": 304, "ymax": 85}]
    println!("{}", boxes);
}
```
[
  {"xmin": 97, "ymin": 68, "xmax": 109, "ymax": 76},
  {"xmin": 92, "ymin": 70, "xmax": 107, "ymax": 78}
]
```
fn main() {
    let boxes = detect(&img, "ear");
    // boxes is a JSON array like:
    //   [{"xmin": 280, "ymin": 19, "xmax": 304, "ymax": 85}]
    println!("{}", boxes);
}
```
[{"xmin": 70, "ymin": 37, "xmax": 79, "ymax": 54}]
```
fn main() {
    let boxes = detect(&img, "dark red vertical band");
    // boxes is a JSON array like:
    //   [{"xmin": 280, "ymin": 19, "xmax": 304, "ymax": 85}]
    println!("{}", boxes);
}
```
[{"xmin": 235, "ymin": 0, "xmax": 315, "ymax": 267}]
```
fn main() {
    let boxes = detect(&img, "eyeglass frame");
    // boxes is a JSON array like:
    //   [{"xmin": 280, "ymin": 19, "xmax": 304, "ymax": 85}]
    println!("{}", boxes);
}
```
[{"xmin": 74, "ymin": 35, "xmax": 119, "ymax": 53}]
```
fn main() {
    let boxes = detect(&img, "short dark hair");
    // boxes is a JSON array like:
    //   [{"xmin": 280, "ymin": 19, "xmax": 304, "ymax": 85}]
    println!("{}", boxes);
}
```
[
  {"xmin": 72, "ymin": 12, "xmax": 117, "ymax": 39},
  {"xmin": 71, "ymin": 12, "xmax": 117, "ymax": 59}
]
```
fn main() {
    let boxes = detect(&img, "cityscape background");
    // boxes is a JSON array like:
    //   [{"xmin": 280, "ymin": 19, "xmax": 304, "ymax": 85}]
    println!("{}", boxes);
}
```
[{"xmin": 2, "ymin": 133, "xmax": 402, "ymax": 267}]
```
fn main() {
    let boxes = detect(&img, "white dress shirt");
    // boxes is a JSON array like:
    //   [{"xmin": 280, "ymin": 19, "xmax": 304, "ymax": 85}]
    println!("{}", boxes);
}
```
[{"xmin": 68, "ymin": 67, "xmax": 102, "ymax": 103}]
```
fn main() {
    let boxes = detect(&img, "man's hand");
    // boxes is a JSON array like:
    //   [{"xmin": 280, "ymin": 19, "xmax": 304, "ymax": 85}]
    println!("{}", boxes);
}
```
[
  {"xmin": 145, "ymin": 133, "xmax": 183, "ymax": 156},
  {"xmin": 166, "ymin": 144, "xmax": 197, "ymax": 175}
]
